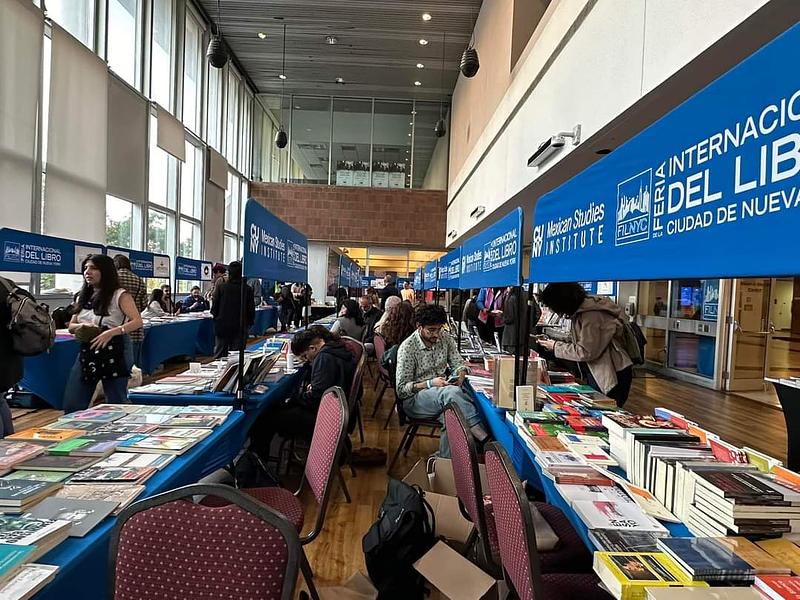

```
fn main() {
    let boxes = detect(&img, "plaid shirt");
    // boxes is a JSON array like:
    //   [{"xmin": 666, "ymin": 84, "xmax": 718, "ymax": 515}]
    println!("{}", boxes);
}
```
[{"xmin": 116, "ymin": 268, "xmax": 146, "ymax": 342}]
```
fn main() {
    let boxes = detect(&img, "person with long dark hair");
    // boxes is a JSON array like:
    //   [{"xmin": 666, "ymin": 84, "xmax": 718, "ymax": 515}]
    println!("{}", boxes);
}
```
[
  {"xmin": 141, "ymin": 288, "xmax": 167, "ymax": 318},
  {"xmin": 249, "ymin": 325, "xmax": 356, "ymax": 459},
  {"xmin": 211, "ymin": 261, "xmax": 255, "ymax": 358},
  {"xmin": 537, "ymin": 282, "xmax": 633, "ymax": 407},
  {"xmin": 63, "ymin": 254, "xmax": 143, "ymax": 412},
  {"xmin": 379, "ymin": 300, "xmax": 415, "ymax": 349},
  {"xmin": 331, "ymin": 298, "xmax": 365, "ymax": 341}
]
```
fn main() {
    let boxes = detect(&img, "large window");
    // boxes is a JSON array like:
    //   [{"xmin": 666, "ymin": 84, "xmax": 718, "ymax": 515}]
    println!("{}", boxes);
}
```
[
  {"xmin": 373, "ymin": 100, "xmax": 413, "ymax": 189},
  {"xmin": 46, "ymin": 0, "xmax": 95, "ymax": 49},
  {"xmin": 332, "ymin": 99, "xmax": 372, "ymax": 187},
  {"xmin": 106, "ymin": 195, "xmax": 136, "ymax": 248},
  {"xmin": 180, "ymin": 141, "xmax": 203, "ymax": 219},
  {"xmin": 412, "ymin": 102, "xmax": 443, "ymax": 189},
  {"xmin": 206, "ymin": 64, "xmax": 223, "ymax": 151},
  {"xmin": 107, "ymin": 0, "xmax": 142, "ymax": 88},
  {"xmin": 291, "ymin": 97, "xmax": 331, "ymax": 184},
  {"xmin": 150, "ymin": 0, "xmax": 175, "ymax": 110},
  {"xmin": 147, "ymin": 208, "xmax": 173, "ymax": 254},
  {"xmin": 224, "ymin": 171, "xmax": 242, "ymax": 263},
  {"xmin": 225, "ymin": 69, "xmax": 241, "ymax": 165},
  {"xmin": 182, "ymin": 11, "xmax": 204, "ymax": 134},
  {"xmin": 240, "ymin": 91, "xmax": 253, "ymax": 176}
]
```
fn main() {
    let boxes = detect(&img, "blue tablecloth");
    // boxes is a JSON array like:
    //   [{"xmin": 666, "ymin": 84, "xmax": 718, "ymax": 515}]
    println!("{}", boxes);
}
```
[
  {"xmin": 471, "ymin": 391, "xmax": 692, "ymax": 551},
  {"xmin": 20, "ymin": 336, "xmax": 78, "ymax": 410},
  {"xmin": 34, "ymin": 410, "xmax": 246, "ymax": 600},
  {"xmin": 251, "ymin": 307, "xmax": 278, "ymax": 335},
  {"xmin": 140, "ymin": 318, "xmax": 215, "ymax": 374}
]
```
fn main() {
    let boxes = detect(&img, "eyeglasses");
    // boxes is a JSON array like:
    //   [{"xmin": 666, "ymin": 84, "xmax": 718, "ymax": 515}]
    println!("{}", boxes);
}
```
[{"xmin": 421, "ymin": 325, "xmax": 443, "ymax": 336}]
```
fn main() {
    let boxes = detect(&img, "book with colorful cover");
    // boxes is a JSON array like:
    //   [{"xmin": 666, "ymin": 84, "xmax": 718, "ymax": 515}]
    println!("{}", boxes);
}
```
[
  {"xmin": 92, "ymin": 424, "xmax": 160, "ymax": 435},
  {"xmin": 516, "ymin": 411, "xmax": 564, "ymax": 424},
  {"xmin": 543, "ymin": 465, "xmax": 615, "ymax": 486},
  {"xmin": 709, "ymin": 439, "xmax": 748, "ymax": 464},
  {"xmin": 93, "ymin": 453, "xmax": 174, "ymax": 470},
  {"xmin": 115, "ymin": 414, "xmax": 173, "ymax": 426},
  {"xmin": 92, "ymin": 404, "xmax": 141, "ymax": 413},
  {"xmin": 117, "ymin": 436, "xmax": 197, "ymax": 455},
  {"xmin": 753, "ymin": 575, "xmax": 800, "ymax": 599},
  {"xmin": 569, "ymin": 444, "xmax": 618, "ymax": 466},
  {"xmin": 593, "ymin": 552, "xmax": 707, "ymax": 600},
  {"xmin": 573, "ymin": 500, "xmax": 669, "ymax": 534},
  {"xmin": 6, "ymin": 428, "xmax": 82, "ymax": 444},
  {"xmin": 1, "ymin": 471, "xmax": 69, "ymax": 483},
  {"xmin": 535, "ymin": 452, "xmax": 585, "ymax": 469},
  {"xmin": 0, "ymin": 515, "xmax": 71, "ymax": 550},
  {"xmin": 645, "ymin": 588, "xmax": 762, "ymax": 599},
  {"xmin": 0, "ymin": 443, "xmax": 46, "ymax": 471},
  {"xmin": 60, "ymin": 410, "xmax": 126, "ymax": 423},
  {"xmin": 0, "ymin": 480, "xmax": 62, "ymax": 508},
  {"xmin": 528, "ymin": 437, "xmax": 567, "ymax": 453},
  {"xmin": 42, "ymin": 420, "xmax": 105, "ymax": 433},
  {"xmin": 558, "ymin": 432, "xmax": 610, "ymax": 449},
  {"xmin": 527, "ymin": 423, "xmax": 575, "ymax": 437},
  {"xmin": 161, "ymin": 415, "xmax": 223, "ymax": 429},
  {"xmin": 0, "ymin": 544, "xmax": 35, "ymax": 586},
  {"xmin": 756, "ymin": 539, "xmax": 800, "ymax": 575},
  {"xmin": 713, "ymin": 537, "xmax": 791, "ymax": 575},
  {"xmin": 56, "ymin": 484, "xmax": 145, "ymax": 515},
  {"xmin": 68, "ymin": 466, "xmax": 157, "ymax": 484},
  {"xmin": 588, "ymin": 529, "xmax": 663, "ymax": 553},
  {"xmin": 155, "ymin": 428, "xmax": 212, "ymax": 441},
  {"xmin": 743, "ymin": 447, "xmax": 783, "ymax": 473},
  {"xmin": 15, "ymin": 455, "xmax": 102, "ymax": 473},
  {"xmin": 656, "ymin": 537, "xmax": 755, "ymax": 582},
  {"xmin": 564, "ymin": 416, "xmax": 605, "ymax": 432}
]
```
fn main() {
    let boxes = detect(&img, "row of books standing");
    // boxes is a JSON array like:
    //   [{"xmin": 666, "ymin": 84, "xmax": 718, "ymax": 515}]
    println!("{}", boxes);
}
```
[
  {"xmin": 0, "ymin": 403, "xmax": 232, "ymax": 599},
  {"xmin": 505, "ymin": 382, "xmax": 800, "ymax": 599}
]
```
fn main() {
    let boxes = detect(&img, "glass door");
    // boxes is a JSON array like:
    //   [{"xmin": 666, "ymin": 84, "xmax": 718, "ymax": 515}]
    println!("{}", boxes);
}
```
[
  {"xmin": 765, "ymin": 277, "xmax": 800, "ymax": 381},
  {"xmin": 726, "ymin": 278, "xmax": 772, "ymax": 390}
]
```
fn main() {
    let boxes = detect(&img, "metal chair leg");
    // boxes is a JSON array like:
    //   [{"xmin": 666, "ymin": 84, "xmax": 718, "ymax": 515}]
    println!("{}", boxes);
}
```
[
  {"xmin": 371, "ymin": 381, "xmax": 387, "ymax": 417},
  {"xmin": 388, "ymin": 426, "xmax": 412, "ymax": 472},
  {"xmin": 337, "ymin": 469, "xmax": 352, "ymax": 504},
  {"xmin": 300, "ymin": 551, "xmax": 320, "ymax": 600},
  {"xmin": 403, "ymin": 425, "xmax": 419, "ymax": 457},
  {"xmin": 356, "ymin": 404, "xmax": 365, "ymax": 444},
  {"xmin": 383, "ymin": 405, "xmax": 396, "ymax": 430}
]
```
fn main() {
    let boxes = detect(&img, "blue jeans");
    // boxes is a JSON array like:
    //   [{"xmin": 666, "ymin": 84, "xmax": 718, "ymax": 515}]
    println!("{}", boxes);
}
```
[
  {"xmin": 402, "ymin": 385, "xmax": 483, "ymax": 457},
  {"xmin": 62, "ymin": 335, "xmax": 134, "ymax": 414}
]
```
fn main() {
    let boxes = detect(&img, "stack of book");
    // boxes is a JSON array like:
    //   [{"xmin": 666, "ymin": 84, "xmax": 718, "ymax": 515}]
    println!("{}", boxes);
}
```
[
  {"xmin": 0, "ymin": 563, "xmax": 59, "ymax": 600},
  {"xmin": 0, "ymin": 442, "xmax": 48, "ymax": 475},
  {"xmin": 0, "ymin": 516, "xmax": 71, "ymax": 560},
  {"xmin": 600, "ymin": 413, "xmax": 680, "ymax": 472},
  {"xmin": 0, "ymin": 544, "xmax": 36, "ymax": 590},
  {"xmin": 0, "ymin": 480, "xmax": 63, "ymax": 514},
  {"xmin": 572, "ymin": 499, "xmax": 669, "ymax": 537},
  {"xmin": 756, "ymin": 539, "xmax": 800, "ymax": 574},
  {"xmin": 645, "ymin": 588, "xmax": 763, "ymax": 599},
  {"xmin": 753, "ymin": 575, "xmax": 800, "ymax": 599},
  {"xmin": 55, "ymin": 483, "xmax": 145, "ymax": 516},
  {"xmin": 656, "ymin": 537, "xmax": 755, "ymax": 584},
  {"xmin": 593, "ymin": 552, "xmax": 707, "ymax": 599}
]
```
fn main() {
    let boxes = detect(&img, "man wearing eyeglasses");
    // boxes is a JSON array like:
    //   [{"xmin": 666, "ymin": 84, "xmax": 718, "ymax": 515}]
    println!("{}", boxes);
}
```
[{"xmin": 396, "ymin": 304, "xmax": 488, "ymax": 457}]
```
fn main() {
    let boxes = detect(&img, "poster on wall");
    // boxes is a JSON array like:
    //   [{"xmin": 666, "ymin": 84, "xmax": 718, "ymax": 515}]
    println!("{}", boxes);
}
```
[
  {"xmin": 335, "ymin": 161, "xmax": 355, "ymax": 186},
  {"xmin": 176, "ymin": 257, "xmax": 213, "ymax": 281},
  {"xmin": 460, "ymin": 208, "xmax": 523, "ymax": 289},
  {"xmin": 372, "ymin": 162, "xmax": 389, "ymax": 188},
  {"xmin": 388, "ymin": 163, "xmax": 406, "ymax": 189},
  {"xmin": 352, "ymin": 162, "xmax": 370, "ymax": 187},
  {"xmin": 242, "ymin": 199, "xmax": 309, "ymax": 282},
  {"xmin": 702, "ymin": 279, "xmax": 720, "ymax": 321},
  {"xmin": 530, "ymin": 22, "xmax": 800, "ymax": 282},
  {"xmin": 107, "ymin": 247, "xmax": 171, "ymax": 279},
  {"xmin": 0, "ymin": 228, "xmax": 104, "ymax": 274}
]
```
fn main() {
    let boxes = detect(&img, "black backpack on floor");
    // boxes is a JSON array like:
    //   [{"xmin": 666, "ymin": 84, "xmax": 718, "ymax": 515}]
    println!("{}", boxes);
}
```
[{"xmin": 363, "ymin": 479, "xmax": 436, "ymax": 600}]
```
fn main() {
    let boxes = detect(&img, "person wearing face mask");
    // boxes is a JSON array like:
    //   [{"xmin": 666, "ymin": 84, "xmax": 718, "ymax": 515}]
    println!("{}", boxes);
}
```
[
  {"xmin": 395, "ymin": 304, "xmax": 488, "ymax": 457},
  {"xmin": 179, "ymin": 286, "xmax": 210, "ymax": 313},
  {"xmin": 63, "ymin": 255, "xmax": 144, "ymax": 412},
  {"xmin": 249, "ymin": 326, "xmax": 356, "ymax": 461}
]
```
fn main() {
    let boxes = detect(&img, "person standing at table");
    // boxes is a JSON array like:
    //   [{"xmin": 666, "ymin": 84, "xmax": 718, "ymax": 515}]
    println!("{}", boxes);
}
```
[
  {"xmin": 113, "ymin": 255, "xmax": 146, "ymax": 366},
  {"xmin": 63, "ymin": 255, "xmax": 144, "ymax": 412},
  {"xmin": 206, "ymin": 263, "xmax": 227, "ymax": 305},
  {"xmin": 277, "ymin": 282, "xmax": 295, "ymax": 333},
  {"xmin": 179, "ymin": 286, "xmax": 210, "ymax": 313},
  {"xmin": 395, "ymin": 304, "xmax": 488, "ymax": 458},
  {"xmin": 211, "ymin": 261, "xmax": 255, "ymax": 358},
  {"xmin": 401, "ymin": 281, "xmax": 415, "ymax": 303},
  {"xmin": 379, "ymin": 274, "xmax": 401, "ymax": 310}
]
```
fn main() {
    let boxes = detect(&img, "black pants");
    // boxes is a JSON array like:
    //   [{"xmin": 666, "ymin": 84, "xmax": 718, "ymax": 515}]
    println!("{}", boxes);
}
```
[
  {"xmin": 583, "ymin": 364, "xmax": 633, "ymax": 408},
  {"xmin": 279, "ymin": 305, "xmax": 294, "ymax": 331},
  {"xmin": 213, "ymin": 334, "xmax": 244, "ymax": 359},
  {"xmin": 249, "ymin": 402, "xmax": 317, "ymax": 460}
]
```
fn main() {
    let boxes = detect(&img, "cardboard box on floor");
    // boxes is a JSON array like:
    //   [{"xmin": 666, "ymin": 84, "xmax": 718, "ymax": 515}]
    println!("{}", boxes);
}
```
[{"xmin": 403, "ymin": 457, "xmax": 508, "ymax": 600}]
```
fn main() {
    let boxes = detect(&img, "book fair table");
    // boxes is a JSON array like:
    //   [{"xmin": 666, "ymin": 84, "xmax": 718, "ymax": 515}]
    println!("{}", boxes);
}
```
[
  {"xmin": 250, "ymin": 306, "xmax": 278, "ymax": 335},
  {"xmin": 31, "ymin": 409, "xmax": 245, "ymax": 600},
  {"xmin": 21, "ymin": 318, "xmax": 217, "ymax": 408},
  {"xmin": 469, "ymin": 389, "xmax": 693, "ymax": 553}
]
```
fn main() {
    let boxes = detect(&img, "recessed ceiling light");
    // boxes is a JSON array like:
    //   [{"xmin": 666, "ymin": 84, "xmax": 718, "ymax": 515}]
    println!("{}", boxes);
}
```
[
  {"xmin": 295, "ymin": 105, "xmax": 300, "ymax": 109},
  {"xmin": 409, "ymin": 121, "xmax": 413, "ymax": 125},
  {"xmin": 335, "ymin": 77, "xmax": 345, "ymax": 84},
  {"xmin": 422, "ymin": 13, "xmax": 432, "ymax": 21},
  {"xmin": 257, "ymin": 32, "xmax": 267, "ymax": 40},
  {"xmin": 416, "ymin": 63, "xmax": 425, "ymax": 69},
  {"xmin": 411, "ymin": 110, "xmax": 417, "ymax": 115},
  {"xmin": 278, "ymin": 74, "xmax": 287, "ymax": 80},
  {"xmin": 414, "ymin": 81, "xmax": 422, "ymax": 86},
  {"xmin": 418, "ymin": 39, "xmax": 428, "ymax": 46},
  {"xmin": 408, "ymin": 133, "xmax": 412, "ymax": 137},
  {"xmin": 326, "ymin": 35, "xmax": 338, "ymax": 45}
]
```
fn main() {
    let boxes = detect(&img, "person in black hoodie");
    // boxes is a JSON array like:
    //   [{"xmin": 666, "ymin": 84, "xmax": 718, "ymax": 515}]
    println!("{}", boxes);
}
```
[
  {"xmin": 210, "ymin": 261, "xmax": 255, "ymax": 358},
  {"xmin": 249, "ymin": 326, "xmax": 356, "ymax": 460}
]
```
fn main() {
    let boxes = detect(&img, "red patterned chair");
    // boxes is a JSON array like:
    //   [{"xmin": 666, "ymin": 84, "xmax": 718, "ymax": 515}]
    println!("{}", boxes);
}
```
[
  {"xmin": 484, "ymin": 442, "xmax": 612, "ymax": 600},
  {"xmin": 444, "ymin": 404, "xmax": 592, "ymax": 576},
  {"xmin": 110, "ymin": 483, "xmax": 300, "ymax": 600}
]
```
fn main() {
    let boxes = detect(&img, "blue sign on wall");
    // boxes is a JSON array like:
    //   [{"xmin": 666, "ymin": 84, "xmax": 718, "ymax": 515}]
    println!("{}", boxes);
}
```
[
  {"xmin": 460, "ymin": 208, "xmax": 523, "ymax": 289},
  {"xmin": 243, "ymin": 199, "xmax": 308, "ymax": 282},
  {"xmin": 107, "ymin": 246, "xmax": 171, "ymax": 279},
  {"xmin": 531, "ymin": 23, "xmax": 800, "ymax": 282},
  {"xmin": 437, "ymin": 248, "xmax": 461, "ymax": 290},
  {"xmin": 175, "ymin": 256, "xmax": 213, "ymax": 281},
  {"xmin": 0, "ymin": 228, "xmax": 104, "ymax": 274},
  {"xmin": 577, "ymin": 281, "xmax": 617, "ymax": 296},
  {"xmin": 413, "ymin": 267, "xmax": 423, "ymax": 290},
  {"xmin": 702, "ymin": 279, "xmax": 720, "ymax": 321},
  {"xmin": 423, "ymin": 260, "xmax": 438, "ymax": 290}
]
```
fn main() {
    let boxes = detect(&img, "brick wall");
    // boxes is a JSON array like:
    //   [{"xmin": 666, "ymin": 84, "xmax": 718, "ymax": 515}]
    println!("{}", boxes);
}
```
[{"xmin": 249, "ymin": 182, "xmax": 447, "ymax": 248}]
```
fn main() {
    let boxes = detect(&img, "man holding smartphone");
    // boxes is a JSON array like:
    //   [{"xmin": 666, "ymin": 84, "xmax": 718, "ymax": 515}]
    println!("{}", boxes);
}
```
[{"xmin": 396, "ymin": 304, "xmax": 488, "ymax": 457}]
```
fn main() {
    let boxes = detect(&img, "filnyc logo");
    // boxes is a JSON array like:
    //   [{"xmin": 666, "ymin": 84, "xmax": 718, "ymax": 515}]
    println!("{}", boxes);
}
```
[
  {"xmin": 615, "ymin": 169, "xmax": 652, "ymax": 246},
  {"xmin": 531, "ymin": 225, "xmax": 544, "ymax": 258},
  {"xmin": 250, "ymin": 224, "xmax": 260, "ymax": 253},
  {"xmin": 3, "ymin": 242, "xmax": 20, "ymax": 263}
]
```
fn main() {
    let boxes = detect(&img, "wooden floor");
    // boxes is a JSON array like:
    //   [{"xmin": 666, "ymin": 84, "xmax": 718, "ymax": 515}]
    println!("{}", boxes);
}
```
[{"xmin": 10, "ymin": 360, "xmax": 790, "ymax": 592}]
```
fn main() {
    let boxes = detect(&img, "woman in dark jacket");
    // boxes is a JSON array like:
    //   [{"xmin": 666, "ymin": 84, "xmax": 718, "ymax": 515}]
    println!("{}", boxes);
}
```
[
  {"xmin": 250, "ymin": 326, "xmax": 356, "ymax": 459},
  {"xmin": 211, "ymin": 261, "xmax": 255, "ymax": 358}
]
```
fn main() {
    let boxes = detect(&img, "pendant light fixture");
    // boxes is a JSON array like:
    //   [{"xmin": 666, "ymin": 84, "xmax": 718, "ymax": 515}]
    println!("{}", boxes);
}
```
[
  {"xmin": 434, "ymin": 32, "xmax": 447, "ymax": 138},
  {"xmin": 275, "ymin": 23, "xmax": 288, "ymax": 149},
  {"xmin": 206, "ymin": 0, "xmax": 228, "ymax": 69},
  {"xmin": 460, "ymin": 34, "xmax": 479, "ymax": 78}
]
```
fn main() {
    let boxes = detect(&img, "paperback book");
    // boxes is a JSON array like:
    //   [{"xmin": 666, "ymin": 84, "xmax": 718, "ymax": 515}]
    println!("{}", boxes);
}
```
[
  {"xmin": 593, "ymin": 552, "xmax": 707, "ymax": 600},
  {"xmin": 656, "ymin": 537, "xmax": 755, "ymax": 583},
  {"xmin": 753, "ymin": 575, "xmax": 800, "ymax": 600},
  {"xmin": 161, "ymin": 415, "xmax": 223, "ymax": 429},
  {"xmin": 67, "ymin": 466, "xmax": 157, "ymax": 485},
  {"xmin": 1, "ymin": 471, "xmax": 69, "ymax": 483},
  {"xmin": 93, "ymin": 452, "xmax": 174, "ymax": 470},
  {"xmin": 14, "ymin": 455, "xmax": 102, "ymax": 473},
  {"xmin": 713, "ymin": 537, "xmax": 791, "ymax": 575},
  {"xmin": 59, "ymin": 410, "xmax": 125, "ymax": 423},
  {"xmin": 27, "ymin": 498, "xmax": 118, "ymax": 537},
  {"xmin": 0, "ymin": 516, "xmax": 71, "ymax": 559},
  {"xmin": 0, "ymin": 563, "xmax": 59, "ymax": 600},
  {"xmin": 55, "ymin": 484, "xmax": 145, "ymax": 515},
  {"xmin": 589, "ymin": 530, "xmax": 663, "ymax": 553},
  {"xmin": 0, "ymin": 445, "xmax": 46, "ymax": 472},
  {"xmin": 6, "ymin": 429, "xmax": 82, "ymax": 444},
  {"xmin": 573, "ymin": 500, "xmax": 669, "ymax": 535},
  {"xmin": 0, "ymin": 544, "xmax": 34, "ymax": 588},
  {"xmin": 0, "ymin": 481, "xmax": 62, "ymax": 510}
]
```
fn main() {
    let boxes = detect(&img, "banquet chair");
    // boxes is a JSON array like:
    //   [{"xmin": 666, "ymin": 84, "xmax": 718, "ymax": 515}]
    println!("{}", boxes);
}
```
[
  {"xmin": 340, "ymin": 336, "xmax": 366, "ymax": 445},
  {"xmin": 110, "ymin": 483, "xmax": 300, "ymax": 600},
  {"xmin": 203, "ymin": 387, "xmax": 350, "ymax": 600},
  {"xmin": 370, "ymin": 333, "xmax": 395, "ymax": 420},
  {"xmin": 483, "ymin": 443, "xmax": 612, "ymax": 600},
  {"xmin": 444, "ymin": 405, "xmax": 592, "ymax": 577},
  {"xmin": 387, "ymin": 392, "xmax": 441, "ymax": 473}
]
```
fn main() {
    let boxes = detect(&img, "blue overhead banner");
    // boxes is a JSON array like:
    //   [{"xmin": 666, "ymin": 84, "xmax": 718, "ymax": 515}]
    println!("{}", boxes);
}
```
[
  {"xmin": 175, "ymin": 257, "xmax": 213, "ymax": 281},
  {"xmin": 438, "ymin": 248, "xmax": 462, "ymax": 290},
  {"xmin": 107, "ymin": 246, "xmax": 171, "ymax": 279},
  {"xmin": 243, "ymin": 199, "xmax": 308, "ymax": 282},
  {"xmin": 423, "ymin": 260, "xmax": 438, "ymax": 290},
  {"xmin": 0, "ymin": 228, "xmax": 103, "ymax": 274},
  {"xmin": 460, "ymin": 208, "xmax": 523, "ymax": 289},
  {"xmin": 413, "ymin": 267, "xmax": 423, "ymax": 290},
  {"xmin": 531, "ymin": 22, "xmax": 800, "ymax": 282}
]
